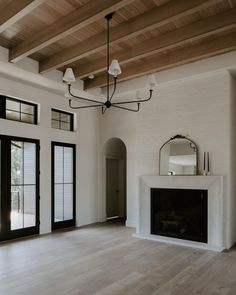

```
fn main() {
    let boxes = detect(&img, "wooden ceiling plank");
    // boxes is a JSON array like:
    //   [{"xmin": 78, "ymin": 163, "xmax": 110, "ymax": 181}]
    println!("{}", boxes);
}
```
[
  {"xmin": 75, "ymin": 7, "xmax": 236, "ymax": 78},
  {"xmin": 9, "ymin": 0, "xmax": 134, "ymax": 63},
  {"xmin": 0, "ymin": 0, "xmax": 46, "ymax": 34},
  {"xmin": 39, "ymin": 0, "xmax": 221, "ymax": 73},
  {"xmin": 84, "ymin": 32, "xmax": 236, "ymax": 89}
]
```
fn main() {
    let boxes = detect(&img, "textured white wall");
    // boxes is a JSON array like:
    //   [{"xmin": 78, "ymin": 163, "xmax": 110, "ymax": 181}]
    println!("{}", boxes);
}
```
[
  {"xmin": 137, "ymin": 72, "xmax": 231, "ymax": 176},
  {"xmin": 0, "ymin": 75, "xmax": 99, "ymax": 233},
  {"xmin": 99, "ymin": 110, "xmax": 137, "ymax": 227},
  {"xmin": 136, "ymin": 71, "xmax": 232, "ymax": 247},
  {"xmin": 100, "ymin": 70, "xmax": 234, "ymax": 248}
]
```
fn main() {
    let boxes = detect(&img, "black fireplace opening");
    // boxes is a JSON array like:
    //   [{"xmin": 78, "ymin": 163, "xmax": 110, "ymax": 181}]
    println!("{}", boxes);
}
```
[{"xmin": 151, "ymin": 188, "xmax": 208, "ymax": 243}]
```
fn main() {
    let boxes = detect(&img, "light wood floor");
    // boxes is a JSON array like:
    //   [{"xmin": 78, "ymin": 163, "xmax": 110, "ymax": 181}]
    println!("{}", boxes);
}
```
[{"xmin": 0, "ymin": 222, "xmax": 236, "ymax": 295}]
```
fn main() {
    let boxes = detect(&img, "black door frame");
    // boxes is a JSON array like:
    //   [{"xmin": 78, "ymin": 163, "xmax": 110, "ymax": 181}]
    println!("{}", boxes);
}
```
[
  {"xmin": 51, "ymin": 141, "xmax": 76, "ymax": 230},
  {"xmin": 0, "ymin": 135, "xmax": 40, "ymax": 242}
]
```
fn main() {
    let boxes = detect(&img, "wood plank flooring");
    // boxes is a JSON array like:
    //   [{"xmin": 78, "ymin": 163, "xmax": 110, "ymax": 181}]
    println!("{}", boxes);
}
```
[{"xmin": 0, "ymin": 222, "xmax": 236, "ymax": 295}]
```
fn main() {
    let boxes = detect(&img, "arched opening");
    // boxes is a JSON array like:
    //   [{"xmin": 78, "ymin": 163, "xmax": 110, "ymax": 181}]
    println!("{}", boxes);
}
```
[{"xmin": 103, "ymin": 138, "xmax": 127, "ymax": 223}]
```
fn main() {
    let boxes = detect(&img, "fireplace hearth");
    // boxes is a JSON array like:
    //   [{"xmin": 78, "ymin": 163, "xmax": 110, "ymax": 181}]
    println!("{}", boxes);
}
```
[{"xmin": 151, "ymin": 188, "xmax": 208, "ymax": 243}]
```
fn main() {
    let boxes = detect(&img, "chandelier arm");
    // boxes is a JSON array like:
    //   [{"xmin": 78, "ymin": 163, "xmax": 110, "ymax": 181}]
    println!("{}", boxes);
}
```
[
  {"xmin": 69, "ymin": 99, "xmax": 104, "ymax": 109},
  {"xmin": 68, "ymin": 85, "xmax": 104, "ymax": 106},
  {"xmin": 112, "ymin": 103, "xmax": 140, "ymax": 112},
  {"xmin": 112, "ymin": 90, "xmax": 153, "ymax": 106},
  {"xmin": 109, "ymin": 76, "xmax": 117, "ymax": 101}
]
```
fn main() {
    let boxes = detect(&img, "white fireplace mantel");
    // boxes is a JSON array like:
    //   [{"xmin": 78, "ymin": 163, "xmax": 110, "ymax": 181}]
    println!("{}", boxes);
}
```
[{"xmin": 134, "ymin": 175, "xmax": 224, "ymax": 252}]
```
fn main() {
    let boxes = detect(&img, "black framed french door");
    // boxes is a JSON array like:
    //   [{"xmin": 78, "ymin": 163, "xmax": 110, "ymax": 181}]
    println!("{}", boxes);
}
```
[
  {"xmin": 51, "ymin": 142, "xmax": 76, "ymax": 230},
  {"xmin": 0, "ymin": 135, "xmax": 40, "ymax": 242}
]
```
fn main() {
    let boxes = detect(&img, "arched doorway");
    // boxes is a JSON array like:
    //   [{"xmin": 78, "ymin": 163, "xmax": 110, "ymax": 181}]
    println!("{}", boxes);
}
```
[{"xmin": 103, "ymin": 138, "xmax": 127, "ymax": 223}]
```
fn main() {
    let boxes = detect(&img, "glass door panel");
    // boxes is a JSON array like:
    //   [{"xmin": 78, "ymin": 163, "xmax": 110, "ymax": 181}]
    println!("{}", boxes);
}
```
[
  {"xmin": 52, "ymin": 142, "xmax": 75, "ymax": 230},
  {"xmin": 11, "ymin": 141, "xmax": 37, "ymax": 230},
  {"xmin": 0, "ymin": 135, "xmax": 39, "ymax": 242}
]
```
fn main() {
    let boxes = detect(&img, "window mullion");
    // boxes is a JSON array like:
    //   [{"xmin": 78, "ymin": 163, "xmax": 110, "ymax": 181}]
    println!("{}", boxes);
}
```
[
  {"xmin": 51, "ymin": 109, "xmax": 74, "ymax": 131},
  {"xmin": 63, "ymin": 147, "xmax": 65, "ymax": 221}
]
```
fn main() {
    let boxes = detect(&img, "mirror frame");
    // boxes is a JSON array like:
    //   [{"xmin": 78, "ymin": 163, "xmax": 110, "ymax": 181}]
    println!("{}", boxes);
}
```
[{"xmin": 159, "ymin": 134, "xmax": 198, "ymax": 176}]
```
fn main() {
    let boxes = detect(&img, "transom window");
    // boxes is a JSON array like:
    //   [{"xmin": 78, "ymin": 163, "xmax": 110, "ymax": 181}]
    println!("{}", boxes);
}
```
[
  {"xmin": 0, "ymin": 95, "xmax": 37, "ymax": 125},
  {"xmin": 51, "ymin": 109, "xmax": 74, "ymax": 131}
]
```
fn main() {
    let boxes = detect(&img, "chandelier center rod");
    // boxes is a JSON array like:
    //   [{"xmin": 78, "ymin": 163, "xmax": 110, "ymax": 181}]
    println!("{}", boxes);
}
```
[{"xmin": 105, "ymin": 13, "xmax": 114, "ymax": 101}]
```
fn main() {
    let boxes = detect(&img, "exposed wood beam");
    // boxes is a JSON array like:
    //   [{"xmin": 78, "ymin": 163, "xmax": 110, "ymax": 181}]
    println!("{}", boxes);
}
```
[
  {"xmin": 84, "ymin": 32, "xmax": 236, "ymax": 89},
  {"xmin": 39, "ymin": 0, "xmax": 221, "ymax": 73},
  {"xmin": 75, "ymin": 8, "xmax": 236, "ymax": 79},
  {"xmin": 227, "ymin": 0, "xmax": 234, "ymax": 8},
  {"xmin": 0, "ymin": 0, "xmax": 45, "ymax": 34},
  {"xmin": 9, "ymin": 0, "xmax": 134, "ymax": 63}
]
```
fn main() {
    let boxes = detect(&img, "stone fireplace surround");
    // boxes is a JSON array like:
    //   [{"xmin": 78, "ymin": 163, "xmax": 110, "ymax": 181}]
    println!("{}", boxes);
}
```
[{"xmin": 134, "ymin": 176, "xmax": 224, "ymax": 252}]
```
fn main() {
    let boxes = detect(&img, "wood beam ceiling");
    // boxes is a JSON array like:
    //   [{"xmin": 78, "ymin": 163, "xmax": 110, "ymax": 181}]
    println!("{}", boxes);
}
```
[
  {"xmin": 0, "ymin": 0, "xmax": 46, "ymax": 34},
  {"xmin": 9, "ymin": 0, "xmax": 134, "ymax": 63},
  {"xmin": 39, "ymin": 0, "xmax": 221, "ymax": 73},
  {"xmin": 75, "ymin": 7, "xmax": 236, "ymax": 79},
  {"xmin": 84, "ymin": 31, "xmax": 236, "ymax": 89}
]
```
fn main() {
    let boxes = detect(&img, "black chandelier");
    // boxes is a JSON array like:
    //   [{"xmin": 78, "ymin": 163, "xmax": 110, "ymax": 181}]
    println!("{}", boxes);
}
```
[{"xmin": 63, "ymin": 13, "xmax": 156, "ymax": 113}]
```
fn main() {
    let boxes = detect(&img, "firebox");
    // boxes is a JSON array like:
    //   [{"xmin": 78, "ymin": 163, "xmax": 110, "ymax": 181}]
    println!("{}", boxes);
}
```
[{"xmin": 151, "ymin": 188, "xmax": 208, "ymax": 243}]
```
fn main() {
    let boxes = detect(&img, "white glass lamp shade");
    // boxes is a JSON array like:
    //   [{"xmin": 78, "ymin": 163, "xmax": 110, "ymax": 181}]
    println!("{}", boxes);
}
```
[
  {"xmin": 147, "ymin": 74, "xmax": 157, "ymax": 90},
  {"xmin": 63, "ymin": 68, "xmax": 76, "ymax": 84},
  {"xmin": 108, "ymin": 59, "xmax": 122, "ymax": 77}
]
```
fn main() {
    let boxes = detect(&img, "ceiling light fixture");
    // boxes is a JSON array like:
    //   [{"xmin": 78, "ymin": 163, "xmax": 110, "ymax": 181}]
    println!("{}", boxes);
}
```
[{"xmin": 63, "ymin": 13, "xmax": 156, "ymax": 113}]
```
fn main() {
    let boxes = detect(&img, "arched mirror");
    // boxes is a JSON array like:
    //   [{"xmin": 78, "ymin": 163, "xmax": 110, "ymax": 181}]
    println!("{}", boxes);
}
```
[{"xmin": 159, "ymin": 135, "xmax": 198, "ymax": 176}]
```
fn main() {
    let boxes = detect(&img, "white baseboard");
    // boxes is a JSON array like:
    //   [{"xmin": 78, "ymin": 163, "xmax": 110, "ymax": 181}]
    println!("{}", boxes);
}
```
[
  {"xmin": 126, "ymin": 219, "xmax": 136, "ymax": 228},
  {"xmin": 98, "ymin": 217, "xmax": 106, "ymax": 223},
  {"xmin": 76, "ymin": 218, "xmax": 99, "ymax": 227},
  {"xmin": 133, "ymin": 233, "xmax": 225, "ymax": 252}
]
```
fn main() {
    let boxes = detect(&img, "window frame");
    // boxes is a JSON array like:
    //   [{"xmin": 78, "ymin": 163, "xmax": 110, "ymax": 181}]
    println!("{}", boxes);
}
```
[
  {"xmin": 51, "ymin": 141, "xmax": 76, "ymax": 230},
  {"xmin": 0, "ymin": 95, "xmax": 38, "ymax": 125},
  {"xmin": 51, "ymin": 108, "xmax": 74, "ymax": 132},
  {"xmin": 0, "ymin": 135, "xmax": 40, "ymax": 242}
]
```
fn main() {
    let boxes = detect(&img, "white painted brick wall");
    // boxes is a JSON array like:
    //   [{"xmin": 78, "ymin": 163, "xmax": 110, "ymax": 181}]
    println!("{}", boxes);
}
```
[{"xmin": 100, "ymin": 71, "xmax": 234, "ymax": 248}]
